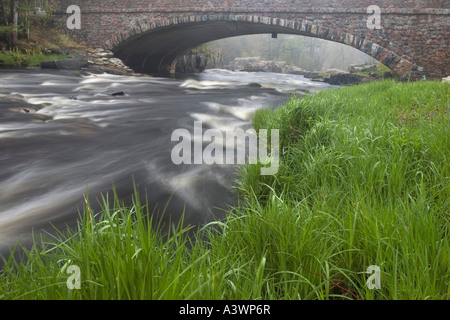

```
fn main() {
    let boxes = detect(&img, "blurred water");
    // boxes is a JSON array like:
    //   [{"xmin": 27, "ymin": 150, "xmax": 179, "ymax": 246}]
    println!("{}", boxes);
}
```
[{"xmin": 0, "ymin": 68, "xmax": 334, "ymax": 253}]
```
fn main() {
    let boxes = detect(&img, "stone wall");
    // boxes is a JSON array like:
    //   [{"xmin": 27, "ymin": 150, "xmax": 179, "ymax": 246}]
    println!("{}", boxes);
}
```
[{"xmin": 175, "ymin": 49, "xmax": 223, "ymax": 74}]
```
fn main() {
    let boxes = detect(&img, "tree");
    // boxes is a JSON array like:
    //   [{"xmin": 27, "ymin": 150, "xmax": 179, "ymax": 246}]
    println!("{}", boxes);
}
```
[
  {"xmin": 0, "ymin": 0, "xmax": 8, "ymax": 25},
  {"xmin": 0, "ymin": 0, "xmax": 58, "ymax": 48},
  {"xmin": 10, "ymin": 0, "xmax": 18, "ymax": 46}
]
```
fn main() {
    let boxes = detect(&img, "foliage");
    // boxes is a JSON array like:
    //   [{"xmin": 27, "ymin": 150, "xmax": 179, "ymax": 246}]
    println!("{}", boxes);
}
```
[
  {"xmin": 0, "ymin": 48, "xmax": 66, "ymax": 67},
  {"xmin": 0, "ymin": 81, "xmax": 448, "ymax": 300},
  {"xmin": 0, "ymin": 0, "xmax": 58, "ymax": 47}
]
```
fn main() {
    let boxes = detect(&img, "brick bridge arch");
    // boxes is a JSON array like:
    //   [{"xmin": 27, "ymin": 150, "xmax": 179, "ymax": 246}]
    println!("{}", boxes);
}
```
[{"xmin": 57, "ymin": 0, "xmax": 449, "ymax": 79}]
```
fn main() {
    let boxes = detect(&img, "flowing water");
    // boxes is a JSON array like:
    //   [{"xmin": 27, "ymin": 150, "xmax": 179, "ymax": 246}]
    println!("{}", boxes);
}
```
[{"xmin": 0, "ymin": 68, "xmax": 335, "ymax": 255}]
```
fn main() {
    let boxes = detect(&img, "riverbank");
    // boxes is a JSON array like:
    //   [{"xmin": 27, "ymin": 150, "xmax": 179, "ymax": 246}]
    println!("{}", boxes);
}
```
[
  {"xmin": 1, "ymin": 79, "xmax": 448, "ymax": 300},
  {"xmin": 0, "ymin": 22, "xmax": 139, "ymax": 76},
  {"xmin": 225, "ymin": 56, "xmax": 396, "ymax": 85}
]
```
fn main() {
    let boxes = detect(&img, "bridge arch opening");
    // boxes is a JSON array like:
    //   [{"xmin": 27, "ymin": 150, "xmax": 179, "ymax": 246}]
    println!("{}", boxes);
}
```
[
  {"xmin": 205, "ymin": 33, "xmax": 379, "ymax": 75},
  {"xmin": 109, "ymin": 15, "xmax": 414, "ymax": 77}
]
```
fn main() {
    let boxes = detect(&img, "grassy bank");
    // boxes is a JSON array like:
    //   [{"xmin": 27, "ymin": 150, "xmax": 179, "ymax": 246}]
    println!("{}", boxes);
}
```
[
  {"xmin": 0, "ymin": 48, "xmax": 67, "ymax": 67},
  {"xmin": 0, "ymin": 24, "xmax": 84, "ymax": 68},
  {"xmin": 1, "ymin": 80, "xmax": 448, "ymax": 300}
]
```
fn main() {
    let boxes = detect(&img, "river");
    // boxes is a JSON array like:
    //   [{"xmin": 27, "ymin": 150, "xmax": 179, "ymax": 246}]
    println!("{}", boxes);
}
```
[{"xmin": 0, "ymin": 68, "xmax": 335, "ymax": 255}]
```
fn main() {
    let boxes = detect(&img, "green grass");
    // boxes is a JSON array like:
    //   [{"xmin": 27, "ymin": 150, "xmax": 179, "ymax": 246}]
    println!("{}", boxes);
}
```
[
  {"xmin": 26, "ymin": 53, "xmax": 68, "ymax": 67},
  {"xmin": 1, "ymin": 80, "xmax": 448, "ymax": 300},
  {"xmin": 0, "ymin": 50, "xmax": 67, "ymax": 68},
  {"xmin": 353, "ymin": 63, "xmax": 393, "ymax": 78}
]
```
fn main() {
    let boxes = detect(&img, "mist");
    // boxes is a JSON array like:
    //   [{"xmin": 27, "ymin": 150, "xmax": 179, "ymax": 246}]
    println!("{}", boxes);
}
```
[{"xmin": 207, "ymin": 34, "xmax": 377, "ymax": 72}]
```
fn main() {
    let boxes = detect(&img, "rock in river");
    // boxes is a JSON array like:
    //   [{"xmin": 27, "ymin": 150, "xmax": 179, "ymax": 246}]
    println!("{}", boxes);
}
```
[
  {"xmin": 40, "ymin": 58, "xmax": 82, "ymax": 70},
  {"xmin": 324, "ymin": 73, "xmax": 365, "ymax": 86}
]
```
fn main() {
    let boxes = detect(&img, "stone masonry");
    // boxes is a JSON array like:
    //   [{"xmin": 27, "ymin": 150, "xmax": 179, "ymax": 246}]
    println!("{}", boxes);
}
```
[{"xmin": 56, "ymin": 0, "xmax": 449, "ymax": 78}]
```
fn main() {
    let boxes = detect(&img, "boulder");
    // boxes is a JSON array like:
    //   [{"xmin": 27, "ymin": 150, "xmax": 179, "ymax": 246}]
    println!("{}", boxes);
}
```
[
  {"xmin": 326, "ymin": 68, "xmax": 349, "ymax": 75},
  {"xmin": 349, "ymin": 64, "xmax": 378, "ymax": 73},
  {"xmin": 42, "ymin": 48, "xmax": 64, "ymax": 55},
  {"xmin": 324, "ymin": 73, "xmax": 365, "ymax": 86},
  {"xmin": 40, "ymin": 58, "xmax": 82, "ymax": 70},
  {"xmin": 175, "ymin": 49, "xmax": 223, "ymax": 74},
  {"xmin": 226, "ymin": 57, "xmax": 290, "ymax": 73}
]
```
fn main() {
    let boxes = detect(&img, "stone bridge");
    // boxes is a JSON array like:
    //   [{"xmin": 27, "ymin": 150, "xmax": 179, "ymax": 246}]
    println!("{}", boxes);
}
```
[{"xmin": 56, "ymin": 0, "xmax": 449, "ymax": 79}]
